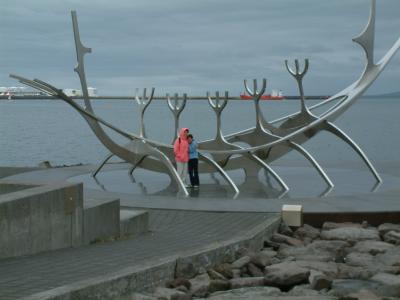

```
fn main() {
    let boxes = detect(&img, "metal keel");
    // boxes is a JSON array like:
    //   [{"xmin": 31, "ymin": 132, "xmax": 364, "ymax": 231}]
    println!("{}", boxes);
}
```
[
  {"xmin": 324, "ymin": 121, "xmax": 382, "ymax": 183},
  {"xmin": 287, "ymin": 141, "xmax": 334, "ymax": 188},
  {"xmin": 199, "ymin": 153, "xmax": 239, "ymax": 196}
]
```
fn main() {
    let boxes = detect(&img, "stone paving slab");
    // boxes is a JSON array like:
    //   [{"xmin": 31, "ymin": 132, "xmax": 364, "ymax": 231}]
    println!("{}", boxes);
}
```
[{"xmin": 0, "ymin": 209, "xmax": 278, "ymax": 299}]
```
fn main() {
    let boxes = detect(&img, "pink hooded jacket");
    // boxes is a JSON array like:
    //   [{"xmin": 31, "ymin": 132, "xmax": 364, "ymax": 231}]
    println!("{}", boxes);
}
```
[{"xmin": 173, "ymin": 128, "xmax": 189, "ymax": 163}]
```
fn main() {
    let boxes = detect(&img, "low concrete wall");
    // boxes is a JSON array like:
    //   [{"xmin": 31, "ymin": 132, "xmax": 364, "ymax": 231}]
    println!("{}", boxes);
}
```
[
  {"xmin": 84, "ymin": 198, "xmax": 120, "ymax": 244},
  {"xmin": 0, "ymin": 183, "xmax": 37, "ymax": 195},
  {"xmin": 0, "ymin": 182, "xmax": 83, "ymax": 259}
]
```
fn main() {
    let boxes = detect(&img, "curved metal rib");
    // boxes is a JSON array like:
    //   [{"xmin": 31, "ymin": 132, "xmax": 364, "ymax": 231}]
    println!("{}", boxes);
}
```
[
  {"xmin": 199, "ymin": 153, "xmax": 239, "ymax": 196},
  {"xmin": 287, "ymin": 141, "xmax": 334, "ymax": 188},
  {"xmin": 135, "ymin": 87, "xmax": 155, "ymax": 138},
  {"xmin": 323, "ymin": 121, "xmax": 382, "ymax": 183}
]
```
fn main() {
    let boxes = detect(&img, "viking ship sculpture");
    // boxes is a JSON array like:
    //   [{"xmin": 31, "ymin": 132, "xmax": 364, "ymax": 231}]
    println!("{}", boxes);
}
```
[{"xmin": 11, "ymin": 0, "xmax": 400, "ymax": 197}]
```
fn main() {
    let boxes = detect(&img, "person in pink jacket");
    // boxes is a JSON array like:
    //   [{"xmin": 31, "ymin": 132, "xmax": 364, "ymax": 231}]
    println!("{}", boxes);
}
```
[{"xmin": 173, "ymin": 128, "xmax": 190, "ymax": 186}]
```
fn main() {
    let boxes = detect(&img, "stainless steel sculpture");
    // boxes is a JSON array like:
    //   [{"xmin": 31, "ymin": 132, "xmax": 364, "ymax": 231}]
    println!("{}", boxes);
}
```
[{"xmin": 11, "ymin": 0, "xmax": 400, "ymax": 197}]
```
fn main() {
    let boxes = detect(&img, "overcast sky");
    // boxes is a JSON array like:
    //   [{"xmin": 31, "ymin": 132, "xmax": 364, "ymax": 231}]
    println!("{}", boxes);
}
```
[{"xmin": 1, "ymin": 0, "xmax": 399, "ymax": 96}]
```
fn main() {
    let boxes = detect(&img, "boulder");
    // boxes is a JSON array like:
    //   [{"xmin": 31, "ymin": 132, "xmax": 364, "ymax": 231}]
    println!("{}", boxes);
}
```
[
  {"xmin": 247, "ymin": 262, "xmax": 264, "ymax": 277},
  {"xmin": 213, "ymin": 263, "xmax": 233, "ymax": 279},
  {"xmin": 251, "ymin": 251, "xmax": 276, "ymax": 267},
  {"xmin": 345, "ymin": 252, "xmax": 374, "ymax": 267},
  {"xmin": 166, "ymin": 278, "xmax": 191, "ymax": 290},
  {"xmin": 296, "ymin": 260, "xmax": 338, "ymax": 278},
  {"xmin": 203, "ymin": 286, "xmax": 282, "ymax": 300},
  {"xmin": 231, "ymin": 255, "xmax": 251, "ymax": 269},
  {"xmin": 343, "ymin": 288, "xmax": 381, "ymax": 300},
  {"xmin": 350, "ymin": 240, "xmax": 394, "ymax": 255},
  {"xmin": 308, "ymin": 270, "xmax": 332, "ymax": 291},
  {"xmin": 370, "ymin": 272, "xmax": 400, "ymax": 297},
  {"xmin": 230, "ymin": 277, "xmax": 265, "ymax": 289},
  {"xmin": 278, "ymin": 221, "xmax": 294, "ymax": 236},
  {"xmin": 130, "ymin": 293, "xmax": 157, "ymax": 300},
  {"xmin": 383, "ymin": 230, "xmax": 400, "ymax": 245},
  {"xmin": 271, "ymin": 233, "xmax": 304, "ymax": 247},
  {"xmin": 336, "ymin": 263, "xmax": 372, "ymax": 280},
  {"xmin": 378, "ymin": 223, "xmax": 400, "ymax": 237},
  {"xmin": 294, "ymin": 224, "xmax": 320, "ymax": 241},
  {"xmin": 264, "ymin": 262, "xmax": 310, "ymax": 288},
  {"xmin": 208, "ymin": 279, "xmax": 230, "ymax": 293},
  {"xmin": 207, "ymin": 269, "xmax": 227, "ymax": 281},
  {"xmin": 286, "ymin": 284, "xmax": 321, "ymax": 296},
  {"xmin": 189, "ymin": 273, "xmax": 211, "ymax": 298},
  {"xmin": 322, "ymin": 222, "xmax": 362, "ymax": 230},
  {"xmin": 153, "ymin": 287, "xmax": 188, "ymax": 300},
  {"xmin": 321, "ymin": 228, "xmax": 380, "ymax": 242},
  {"xmin": 373, "ymin": 247, "xmax": 400, "ymax": 267},
  {"xmin": 328, "ymin": 279, "xmax": 382, "ymax": 297},
  {"xmin": 263, "ymin": 239, "xmax": 281, "ymax": 250},
  {"xmin": 279, "ymin": 240, "xmax": 349, "ymax": 262}
]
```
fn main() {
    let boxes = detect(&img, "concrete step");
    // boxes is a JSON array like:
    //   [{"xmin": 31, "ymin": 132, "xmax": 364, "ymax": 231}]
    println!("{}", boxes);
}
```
[
  {"xmin": 120, "ymin": 209, "xmax": 149, "ymax": 238},
  {"xmin": 83, "ymin": 197, "xmax": 120, "ymax": 244}
]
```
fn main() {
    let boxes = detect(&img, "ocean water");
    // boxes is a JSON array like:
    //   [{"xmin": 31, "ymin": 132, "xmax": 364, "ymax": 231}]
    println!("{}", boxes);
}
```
[{"xmin": 0, "ymin": 97, "xmax": 399, "ymax": 167}]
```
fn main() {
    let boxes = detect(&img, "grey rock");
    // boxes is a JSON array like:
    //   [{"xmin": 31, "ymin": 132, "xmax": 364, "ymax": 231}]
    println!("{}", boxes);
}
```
[
  {"xmin": 208, "ymin": 279, "xmax": 230, "ymax": 293},
  {"xmin": 201, "ymin": 286, "xmax": 282, "ymax": 300},
  {"xmin": 328, "ymin": 279, "xmax": 382, "ymax": 297},
  {"xmin": 166, "ymin": 278, "xmax": 191, "ymax": 290},
  {"xmin": 230, "ymin": 277, "xmax": 265, "ymax": 289},
  {"xmin": 371, "ymin": 272, "xmax": 400, "ymax": 297},
  {"xmin": 344, "ymin": 288, "xmax": 381, "ymax": 300},
  {"xmin": 296, "ymin": 260, "xmax": 338, "ymax": 278},
  {"xmin": 207, "ymin": 269, "xmax": 227, "ymax": 281},
  {"xmin": 279, "ymin": 240, "xmax": 349, "ymax": 262},
  {"xmin": 264, "ymin": 261, "xmax": 310, "ymax": 288},
  {"xmin": 321, "ymin": 228, "xmax": 380, "ymax": 242},
  {"xmin": 351, "ymin": 240, "xmax": 394, "ymax": 255},
  {"xmin": 231, "ymin": 255, "xmax": 251, "ymax": 269},
  {"xmin": 263, "ymin": 239, "xmax": 281, "ymax": 250},
  {"xmin": 129, "ymin": 293, "xmax": 157, "ymax": 300},
  {"xmin": 336, "ymin": 263, "xmax": 372, "ymax": 280},
  {"xmin": 213, "ymin": 263, "xmax": 233, "ymax": 279},
  {"xmin": 189, "ymin": 273, "xmax": 210, "ymax": 298},
  {"xmin": 175, "ymin": 285, "xmax": 189, "ymax": 293},
  {"xmin": 247, "ymin": 262, "xmax": 264, "ymax": 277},
  {"xmin": 378, "ymin": 223, "xmax": 400, "ymax": 237},
  {"xmin": 309, "ymin": 270, "xmax": 332, "ymax": 291},
  {"xmin": 153, "ymin": 287, "xmax": 187, "ymax": 300},
  {"xmin": 279, "ymin": 221, "xmax": 294, "ymax": 236},
  {"xmin": 373, "ymin": 247, "xmax": 400, "ymax": 267},
  {"xmin": 287, "ymin": 284, "xmax": 321, "ymax": 296},
  {"xmin": 272, "ymin": 233, "xmax": 304, "ymax": 246},
  {"xmin": 384, "ymin": 231, "xmax": 400, "ymax": 245},
  {"xmin": 251, "ymin": 251, "xmax": 275, "ymax": 267},
  {"xmin": 322, "ymin": 222, "xmax": 362, "ymax": 230},
  {"xmin": 231, "ymin": 269, "xmax": 241, "ymax": 278},
  {"xmin": 260, "ymin": 248, "xmax": 278, "ymax": 258},
  {"xmin": 345, "ymin": 252, "xmax": 374, "ymax": 267},
  {"xmin": 294, "ymin": 224, "xmax": 321, "ymax": 241}
]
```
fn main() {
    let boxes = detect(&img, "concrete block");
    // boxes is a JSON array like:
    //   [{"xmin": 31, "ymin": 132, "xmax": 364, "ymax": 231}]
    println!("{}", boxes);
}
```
[
  {"xmin": 120, "ymin": 209, "xmax": 149, "ymax": 238},
  {"xmin": 0, "ymin": 182, "xmax": 84, "ymax": 259},
  {"xmin": 282, "ymin": 204, "xmax": 303, "ymax": 227},
  {"xmin": 83, "ymin": 197, "xmax": 120, "ymax": 244}
]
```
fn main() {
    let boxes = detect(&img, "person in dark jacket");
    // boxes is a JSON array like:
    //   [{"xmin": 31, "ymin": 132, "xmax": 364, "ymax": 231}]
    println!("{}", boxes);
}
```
[{"xmin": 187, "ymin": 134, "xmax": 199, "ymax": 188}]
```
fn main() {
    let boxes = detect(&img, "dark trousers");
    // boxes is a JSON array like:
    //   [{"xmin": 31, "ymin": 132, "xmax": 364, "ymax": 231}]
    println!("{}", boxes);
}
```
[{"xmin": 188, "ymin": 158, "xmax": 199, "ymax": 186}]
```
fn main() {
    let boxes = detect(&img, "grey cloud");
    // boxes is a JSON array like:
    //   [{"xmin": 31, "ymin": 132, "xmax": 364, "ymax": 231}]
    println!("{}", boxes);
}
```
[{"xmin": 1, "ymin": 0, "xmax": 399, "ymax": 96}]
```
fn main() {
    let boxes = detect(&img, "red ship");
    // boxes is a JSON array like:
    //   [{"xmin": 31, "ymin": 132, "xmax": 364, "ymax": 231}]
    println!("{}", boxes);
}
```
[{"xmin": 240, "ymin": 89, "xmax": 284, "ymax": 100}]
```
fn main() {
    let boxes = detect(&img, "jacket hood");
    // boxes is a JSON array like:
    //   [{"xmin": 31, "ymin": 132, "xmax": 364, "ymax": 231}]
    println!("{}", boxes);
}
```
[{"xmin": 179, "ymin": 128, "xmax": 189, "ymax": 140}]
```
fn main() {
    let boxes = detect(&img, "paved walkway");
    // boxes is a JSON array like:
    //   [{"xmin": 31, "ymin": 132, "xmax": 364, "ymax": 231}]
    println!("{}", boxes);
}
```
[{"xmin": 0, "ymin": 209, "xmax": 276, "ymax": 299}]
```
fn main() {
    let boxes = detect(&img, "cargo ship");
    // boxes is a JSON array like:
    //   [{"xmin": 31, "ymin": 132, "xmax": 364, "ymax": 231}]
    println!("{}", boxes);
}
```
[{"xmin": 240, "ymin": 89, "xmax": 284, "ymax": 100}]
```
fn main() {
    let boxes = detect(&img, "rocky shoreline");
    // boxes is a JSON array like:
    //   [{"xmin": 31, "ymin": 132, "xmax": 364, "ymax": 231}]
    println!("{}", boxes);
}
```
[{"xmin": 127, "ymin": 221, "xmax": 400, "ymax": 300}]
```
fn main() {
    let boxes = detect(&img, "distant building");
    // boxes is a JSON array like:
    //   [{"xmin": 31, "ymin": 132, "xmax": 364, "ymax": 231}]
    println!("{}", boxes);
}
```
[{"xmin": 62, "ymin": 87, "xmax": 97, "ymax": 97}]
